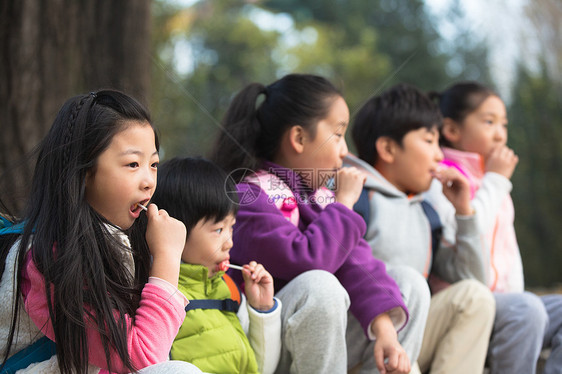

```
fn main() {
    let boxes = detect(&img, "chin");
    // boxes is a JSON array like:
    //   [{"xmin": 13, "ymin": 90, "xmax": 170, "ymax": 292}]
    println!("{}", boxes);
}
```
[{"xmin": 120, "ymin": 219, "xmax": 135, "ymax": 230}]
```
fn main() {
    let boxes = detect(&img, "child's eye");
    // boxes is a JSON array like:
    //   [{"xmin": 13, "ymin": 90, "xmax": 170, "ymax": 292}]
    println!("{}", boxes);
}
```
[
  {"xmin": 151, "ymin": 162, "xmax": 159, "ymax": 168},
  {"xmin": 215, "ymin": 228, "xmax": 223, "ymax": 234},
  {"xmin": 128, "ymin": 162, "xmax": 139, "ymax": 168}
]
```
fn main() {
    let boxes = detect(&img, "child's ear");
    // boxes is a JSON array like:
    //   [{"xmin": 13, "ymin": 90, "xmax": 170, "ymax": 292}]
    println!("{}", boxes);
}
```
[
  {"xmin": 375, "ymin": 136, "xmax": 396, "ymax": 163},
  {"xmin": 288, "ymin": 125, "xmax": 306, "ymax": 154},
  {"xmin": 442, "ymin": 118, "xmax": 461, "ymax": 144}
]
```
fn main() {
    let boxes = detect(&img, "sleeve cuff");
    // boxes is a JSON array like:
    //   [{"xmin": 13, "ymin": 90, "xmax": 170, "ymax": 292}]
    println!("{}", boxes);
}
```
[
  {"xmin": 148, "ymin": 276, "xmax": 189, "ymax": 308},
  {"xmin": 455, "ymin": 214, "xmax": 478, "ymax": 236},
  {"xmin": 366, "ymin": 307, "xmax": 407, "ymax": 341},
  {"xmin": 252, "ymin": 298, "xmax": 279, "ymax": 314}
]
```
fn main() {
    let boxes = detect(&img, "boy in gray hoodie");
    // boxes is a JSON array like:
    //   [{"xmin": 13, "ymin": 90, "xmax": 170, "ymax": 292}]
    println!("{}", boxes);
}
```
[{"xmin": 346, "ymin": 83, "xmax": 495, "ymax": 374}]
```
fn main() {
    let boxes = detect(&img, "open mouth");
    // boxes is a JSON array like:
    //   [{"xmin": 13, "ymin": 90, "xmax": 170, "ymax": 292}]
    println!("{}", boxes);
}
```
[{"xmin": 131, "ymin": 200, "xmax": 150, "ymax": 213}]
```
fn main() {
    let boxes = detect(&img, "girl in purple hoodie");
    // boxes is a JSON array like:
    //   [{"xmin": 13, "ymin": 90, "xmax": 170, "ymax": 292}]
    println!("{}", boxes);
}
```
[{"xmin": 210, "ymin": 74, "xmax": 412, "ymax": 374}]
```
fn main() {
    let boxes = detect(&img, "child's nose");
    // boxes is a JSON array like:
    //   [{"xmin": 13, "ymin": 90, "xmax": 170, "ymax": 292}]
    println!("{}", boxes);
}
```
[
  {"xmin": 223, "ymin": 235, "xmax": 233, "ymax": 251},
  {"xmin": 495, "ymin": 126, "xmax": 507, "ymax": 142},
  {"xmin": 142, "ymin": 170, "xmax": 156, "ymax": 190},
  {"xmin": 340, "ymin": 140, "xmax": 349, "ymax": 158},
  {"xmin": 435, "ymin": 144, "xmax": 444, "ymax": 162}
]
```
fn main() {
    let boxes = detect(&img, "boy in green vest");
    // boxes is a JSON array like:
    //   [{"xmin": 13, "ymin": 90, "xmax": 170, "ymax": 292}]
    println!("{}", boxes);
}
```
[{"xmin": 151, "ymin": 157, "xmax": 281, "ymax": 374}]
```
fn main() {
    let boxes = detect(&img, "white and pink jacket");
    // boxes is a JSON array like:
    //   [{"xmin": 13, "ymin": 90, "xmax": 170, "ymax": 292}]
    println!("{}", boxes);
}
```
[
  {"xmin": 1, "ymin": 227, "xmax": 188, "ymax": 373},
  {"xmin": 425, "ymin": 147, "xmax": 524, "ymax": 293}
]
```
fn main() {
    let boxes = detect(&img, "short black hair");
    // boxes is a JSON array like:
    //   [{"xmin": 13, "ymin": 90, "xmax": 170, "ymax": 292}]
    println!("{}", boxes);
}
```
[
  {"xmin": 151, "ymin": 157, "xmax": 238, "ymax": 235},
  {"xmin": 352, "ymin": 83, "xmax": 442, "ymax": 166}
]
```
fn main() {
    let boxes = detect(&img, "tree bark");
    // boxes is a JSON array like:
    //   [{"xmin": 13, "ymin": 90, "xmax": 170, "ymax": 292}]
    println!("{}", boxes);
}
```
[{"xmin": 0, "ymin": 0, "xmax": 151, "ymax": 214}]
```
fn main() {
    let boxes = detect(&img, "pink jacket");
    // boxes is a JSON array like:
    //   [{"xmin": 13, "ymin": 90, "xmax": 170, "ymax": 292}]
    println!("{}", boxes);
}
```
[
  {"xmin": 21, "ymin": 250, "xmax": 188, "ymax": 373},
  {"xmin": 435, "ymin": 147, "xmax": 524, "ymax": 293}
]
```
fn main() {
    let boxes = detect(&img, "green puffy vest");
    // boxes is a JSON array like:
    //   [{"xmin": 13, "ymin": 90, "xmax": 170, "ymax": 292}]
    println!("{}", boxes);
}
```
[{"xmin": 171, "ymin": 263, "xmax": 260, "ymax": 374}]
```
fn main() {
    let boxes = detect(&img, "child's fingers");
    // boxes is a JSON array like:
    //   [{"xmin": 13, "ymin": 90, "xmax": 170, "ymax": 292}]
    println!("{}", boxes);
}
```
[
  {"xmin": 374, "ymin": 347, "xmax": 386, "ymax": 374},
  {"xmin": 385, "ymin": 351, "xmax": 399, "ymax": 372},
  {"xmin": 248, "ymin": 263, "xmax": 265, "ymax": 281},
  {"xmin": 146, "ymin": 203, "xmax": 158, "ymax": 218}
]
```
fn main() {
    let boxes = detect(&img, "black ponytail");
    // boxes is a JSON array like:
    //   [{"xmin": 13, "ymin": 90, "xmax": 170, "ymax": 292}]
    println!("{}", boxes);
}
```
[
  {"xmin": 211, "ymin": 74, "xmax": 341, "ymax": 181},
  {"xmin": 211, "ymin": 83, "xmax": 266, "ymax": 181}
]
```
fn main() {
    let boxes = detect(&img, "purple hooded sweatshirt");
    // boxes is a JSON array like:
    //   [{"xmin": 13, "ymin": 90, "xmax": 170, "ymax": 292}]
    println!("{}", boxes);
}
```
[{"xmin": 229, "ymin": 162, "xmax": 408, "ymax": 335}]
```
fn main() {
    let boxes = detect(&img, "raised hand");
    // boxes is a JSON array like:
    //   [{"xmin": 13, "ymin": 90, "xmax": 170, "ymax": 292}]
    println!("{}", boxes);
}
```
[
  {"xmin": 433, "ymin": 167, "xmax": 473, "ymax": 216},
  {"xmin": 334, "ymin": 167, "xmax": 367, "ymax": 209},
  {"xmin": 145, "ymin": 203, "xmax": 186, "ymax": 286},
  {"xmin": 242, "ymin": 261, "xmax": 275, "ymax": 311},
  {"xmin": 485, "ymin": 145, "xmax": 519, "ymax": 180}
]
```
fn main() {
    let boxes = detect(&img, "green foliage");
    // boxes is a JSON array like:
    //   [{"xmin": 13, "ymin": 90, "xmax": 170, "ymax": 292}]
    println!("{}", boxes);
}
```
[
  {"xmin": 151, "ymin": 0, "xmax": 491, "ymax": 156},
  {"xmin": 508, "ymin": 62, "xmax": 562, "ymax": 287}
]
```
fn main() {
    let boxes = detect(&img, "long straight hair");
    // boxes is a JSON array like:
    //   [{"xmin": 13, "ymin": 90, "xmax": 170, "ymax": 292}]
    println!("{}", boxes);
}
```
[
  {"xmin": 1, "ymin": 90, "xmax": 155, "ymax": 373},
  {"xmin": 210, "ymin": 73, "xmax": 342, "ymax": 181}
]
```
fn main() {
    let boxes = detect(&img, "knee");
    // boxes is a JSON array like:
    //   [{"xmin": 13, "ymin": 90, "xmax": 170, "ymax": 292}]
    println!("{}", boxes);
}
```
[
  {"xmin": 508, "ymin": 293, "xmax": 548, "ymax": 332},
  {"xmin": 291, "ymin": 270, "xmax": 350, "ymax": 315},
  {"xmin": 388, "ymin": 266, "xmax": 431, "ymax": 313},
  {"xmin": 454, "ymin": 279, "xmax": 495, "ymax": 316}
]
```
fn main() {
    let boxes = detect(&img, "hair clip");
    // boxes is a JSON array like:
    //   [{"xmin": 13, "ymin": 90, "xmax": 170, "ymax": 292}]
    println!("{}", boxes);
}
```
[{"xmin": 90, "ymin": 92, "xmax": 97, "ymax": 99}]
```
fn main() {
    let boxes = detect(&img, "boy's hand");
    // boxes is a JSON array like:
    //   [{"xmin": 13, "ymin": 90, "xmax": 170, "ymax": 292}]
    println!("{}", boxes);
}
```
[
  {"xmin": 485, "ymin": 145, "xmax": 519, "ymax": 180},
  {"xmin": 145, "ymin": 203, "xmax": 186, "ymax": 285},
  {"xmin": 433, "ymin": 167, "xmax": 473, "ymax": 216},
  {"xmin": 243, "ymin": 261, "xmax": 275, "ymax": 311},
  {"xmin": 334, "ymin": 167, "xmax": 366, "ymax": 209},
  {"xmin": 371, "ymin": 314, "xmax": 410, "ymax": 374}
]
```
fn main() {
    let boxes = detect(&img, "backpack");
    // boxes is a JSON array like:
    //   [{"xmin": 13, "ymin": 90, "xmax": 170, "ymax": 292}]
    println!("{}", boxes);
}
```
[
  {"xmin": 353, "ymin": 187, "xmax": 450, "ymax": 294},
  {"xmin": 243, "ymin": 170, "xmax": 335, "ymax": 228},
  {"xmin": 0, "ymin": 215, "xmax": 24, "ymax": 235},
  {"xmin": 353, "ymin": 187, "xmax": 443, "ymax": 254},
  {"xmin": 0, "ymin": 215, "xmax": 57, "ymax": 374}
]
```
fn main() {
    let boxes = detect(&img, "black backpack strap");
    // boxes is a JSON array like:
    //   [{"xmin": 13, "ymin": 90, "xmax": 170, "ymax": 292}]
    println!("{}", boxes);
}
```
[
  {"xmin": 184, "ymin": 275, "xmax": 241, "ymax": 314},
  {"xmin": 185, "ymin": 299, "xmax": 240, "ymax": 313},
  {"xmin": 353, "ymin": 187, "xmax": 371, "ymax": 228},
  {"xmin": 420, "ymin": 200, "xmax": 443, "ymax": 255}
]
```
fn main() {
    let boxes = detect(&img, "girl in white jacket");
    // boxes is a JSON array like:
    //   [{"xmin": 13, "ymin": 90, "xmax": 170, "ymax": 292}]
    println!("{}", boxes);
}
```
[{"xmin": 426, "ymin": 81, "xmax": 562, "ymax": 374}]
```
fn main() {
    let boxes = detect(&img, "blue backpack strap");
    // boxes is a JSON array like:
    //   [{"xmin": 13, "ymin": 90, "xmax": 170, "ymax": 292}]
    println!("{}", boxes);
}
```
[
  {"xmin": 420, "ymin": 200, "xmax": 443, "ymax": 255},
  {"xmin": 353, "ymin": 187, "xmax": 371, "ymax": 229},
  {"xmin": 184, "ymin": 275, "xmax": 241, "ymax": 314},
  {"xmin": 0, "ymin": 217, "xmax": 25, "ymax": 235},
  {"xmin": 0, "ymin": 336, "xmax": 57, "ymax": 374},
  {"xmin": 185, "ymin": 299, "xmax": 240, "ymax": 313}
]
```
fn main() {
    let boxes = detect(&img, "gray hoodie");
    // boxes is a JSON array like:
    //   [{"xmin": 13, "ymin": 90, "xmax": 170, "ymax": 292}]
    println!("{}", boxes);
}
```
[{"xmin": 344, "ymin": 154, "xmax": 487, "ymax": 284}]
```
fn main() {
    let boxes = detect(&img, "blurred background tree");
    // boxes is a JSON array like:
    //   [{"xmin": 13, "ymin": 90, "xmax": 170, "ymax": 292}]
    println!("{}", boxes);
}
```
[
  {"xmin": 0, "ymin": 0, "xmax": 151, "ymax": 213},
  {"xmin": 1, "ymin": 0, "xmax": 560, "ymax": 288},
  {"xmin": 507, "ymin": 0, "xmax": 562, "ymax": 288}
]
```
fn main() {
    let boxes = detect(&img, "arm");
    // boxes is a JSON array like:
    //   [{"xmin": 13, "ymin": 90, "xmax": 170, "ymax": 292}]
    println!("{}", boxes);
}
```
[
  {"xmin": 424, "ymin": 179, "xmax": 488, "ymax": 284},
  {"xmin": 22, "ymin": 255, "xmax": 187, "ymax": 373},
  {"xmin": 471, "ymin": 172, "xmax": 512, "ymax": 232},
  {"xmin": 233, "ymin": 183, "xmax": 408, "ymax": 336},
  {"xmin": 371, "ymin": 314, "xmax": 410, "ymax": 374},
  {"xmin": 473, "ymin": 145, "xmax": 518, "ymax": 232},
  {"xmin": 233, "ymin": 183, "xmax": 366, "ymax": 281},
  {"xmin": 247, "ymin": 299, "xmax": 282, "ymax": 374},
  {"xmin": 240, "ymin": 261, "xmax": 281, "ymax": 374}
]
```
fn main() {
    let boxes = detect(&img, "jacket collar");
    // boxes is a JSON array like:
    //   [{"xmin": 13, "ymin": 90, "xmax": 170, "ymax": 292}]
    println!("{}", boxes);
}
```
[{"xmin": 442, "ymin": 147, "xmax": 485, "ymax": 181}]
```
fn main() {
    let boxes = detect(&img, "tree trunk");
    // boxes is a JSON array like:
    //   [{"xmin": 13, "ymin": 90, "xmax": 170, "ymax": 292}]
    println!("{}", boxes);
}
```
[{"xmin": 0, "ymin": 0, "xmax": 151, "ymax": 215}]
